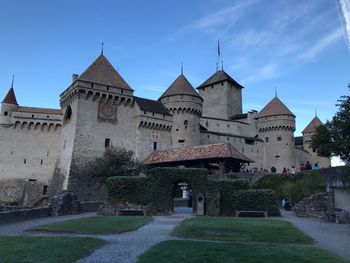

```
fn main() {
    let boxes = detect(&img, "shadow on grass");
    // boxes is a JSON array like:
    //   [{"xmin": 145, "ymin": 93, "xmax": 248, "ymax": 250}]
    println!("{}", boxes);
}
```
[{"xmin": 28, "ymin": 215, "xmax": 153, "ymax": 234}]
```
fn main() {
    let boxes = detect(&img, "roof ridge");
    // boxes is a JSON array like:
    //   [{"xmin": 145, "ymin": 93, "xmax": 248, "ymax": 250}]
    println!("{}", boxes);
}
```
[
  {"xmin": 255, "ymin": 97, "xmax": 294, "ymax": 119},
  {"xmin": 159, "ymin": 74, "xmax": 201, "ymax": 99},
  {"xmin": 78, "ymin": 54, "xmax": 133, "ymax": 91},
  {"xmin": 197, "ymin": 70, "xmax": 244, "ymax": 89},
  {"xmin": 2, "ymin": 87, "xmax": 18, "ymax": 105}
]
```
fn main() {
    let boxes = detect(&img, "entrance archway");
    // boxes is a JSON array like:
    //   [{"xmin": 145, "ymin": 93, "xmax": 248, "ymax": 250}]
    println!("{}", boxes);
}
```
[{"xmin": 172, "ymin": 180, "xmax": 193, "ymax": 214}]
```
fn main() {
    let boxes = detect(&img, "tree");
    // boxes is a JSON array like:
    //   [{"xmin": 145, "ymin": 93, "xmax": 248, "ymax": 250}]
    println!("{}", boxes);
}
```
[
  {"xmin": 87, "ymin": 146, "xmax": 145, "ymax": 182},
  {"xmin": 311, "ymin": 87, "xmax": 350, "ymax": 164}
]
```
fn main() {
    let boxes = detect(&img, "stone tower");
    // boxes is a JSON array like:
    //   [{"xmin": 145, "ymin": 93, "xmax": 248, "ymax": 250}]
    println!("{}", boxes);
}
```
[
  {"xmin": 256, "ymin": 96, "xmax": 296, "ymax": 172},
  {"xmin": 159, "ymin": 74, "xmax": 203, "ymax": 148},
  {"xmin": 1, "ymin": 80, "xmax": 18, "ymax": 125},
  {"xmin": 197, "ymin": 70, "xmax": 243, "ymax": 119},
  {"xmin": 302, "ymin": 116, "xmax": 331, "ymax": 168},
  {"xmin": 52, "ymin": 54, "xmax": 135, "ymax": 200}
]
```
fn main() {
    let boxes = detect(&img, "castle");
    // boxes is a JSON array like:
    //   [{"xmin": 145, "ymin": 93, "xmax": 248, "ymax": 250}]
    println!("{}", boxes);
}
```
[{"xmin": 0, "ymin": 53, "xmax": 330, "ymax": 204}]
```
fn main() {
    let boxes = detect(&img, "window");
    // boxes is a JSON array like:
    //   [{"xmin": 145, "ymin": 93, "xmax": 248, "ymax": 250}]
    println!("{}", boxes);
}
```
[
  {"xmin": 153, "ymin": 142, "xmax": 158, "ymax": 151},
  {"xmin": 178, "ymin": 139, "xmax": 185, "ymax": 143},
  {"xmin": 24, "ymin": 158, "xmax": 26, "ymax": 164},
  {"xmin": 184, "ymin": 120, "xmax": 188, "ymax": 126},
  {"xmin": 106, "ymin": 86, "xmax": 110, "ymax": 91},
  {"xmin": 47, "ymin": 115, "xmax": 49, "ymax": 118},
  {"xmin": 105, "ymin": 138, "xmax": 111, "ymax": 148},
  {"xmin": 4, "ymin": 111, "xmax": 8, "ymax": 116},
  {"xmin": 265, "ymin": 137, "xmax": 269, "ymax": 142},
  {"xmin": 121, "ymin": 89, "xmax": 124, "ymax": 93},
  {"xmin": 40, "ymin": 159, "xmax": 43, "ymax": 165},
  {"xmin": 207, "ymin": 135, "xmax": 210, "ymax": 138},
  {"xmin": 245, "ymin": 139, "xmax": 254, "ymax": 145},
  {"xmin": 152, "ymin": 112, "xmax": 155, "ymax": 116},
  {"xmin": 227, "ymin": 137, "xmax": 229, "ymax": 141},
  {"xmin": 277, "ymin": 136, "xmax": 282, "ymax": 141},
  {"xmin": 144, "ymin": 111, "xmax": 147, "ymax": 114},
  {"xmin": 32, "ymin": 114, "xmax": 34, "ymax": 118},
  {"xmin": 43, "ymin": 185, "xmax": 48, "ymax": 195},
  {"xmin": 64, "ymin": 106, "xmax": 72, "ymax": 123}
]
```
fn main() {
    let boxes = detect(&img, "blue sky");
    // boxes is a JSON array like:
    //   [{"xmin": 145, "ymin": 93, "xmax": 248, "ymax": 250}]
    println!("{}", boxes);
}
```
[{"xmin": 0, "ymin": 0, "xmax": 349, "ymax": 137}]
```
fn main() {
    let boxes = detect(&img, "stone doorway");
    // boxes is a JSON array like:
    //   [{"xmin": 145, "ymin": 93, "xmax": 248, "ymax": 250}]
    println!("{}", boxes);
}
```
[{"xmin": 172, "ymin": 180, "xmax": 193, "ymax": 214}]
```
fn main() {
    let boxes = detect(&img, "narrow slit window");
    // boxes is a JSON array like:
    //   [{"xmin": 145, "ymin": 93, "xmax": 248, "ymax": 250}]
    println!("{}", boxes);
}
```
[{"xmin": 105, "ymin": 138, "xmax": 111, "ymax": 148}]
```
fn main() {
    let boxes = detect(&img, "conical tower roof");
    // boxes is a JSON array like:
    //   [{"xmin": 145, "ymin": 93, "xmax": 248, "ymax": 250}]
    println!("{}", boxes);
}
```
[
  {"xmin": 2, "ymin": 87, "xmax": 18, "ymax": 105},
  {"xmin": 255, "ymin": 97, "xmax": 295, "ymax": 119},
  {"xmin": 302, "ymin": 116, "xmax": 323, "ymax": 134},
  {"xmin": 159, "ymin": 74, "xmax": 201, "ymax": 100},
  {"xmin": 197, "ymin": 70, "xmax": 244, "ymax": 89},
  {"xmin": 79, "ymin": 54, "xmax": 133, "ymax": 91}
]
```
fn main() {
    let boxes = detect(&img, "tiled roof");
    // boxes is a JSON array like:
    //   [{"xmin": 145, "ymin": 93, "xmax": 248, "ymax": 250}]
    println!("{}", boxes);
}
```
[
  {"xmin": 302, "ymin": 116, "xmax": 323, "ymax": 133},
  {"xmin": 197, "ymin": 70, "xmax": 244, "ymax": 89},
  {"xmin": 134, "ymin": 97, "xmax": 171, "ymax": 116},
  {"xmin": 2, "ymin": 88, "xmax": 18, "ymax": 105},
  {"xmin": 79, "ymin": 54, "xmax": 133, "ymax": 91},
  {"xmin": 255, "ymin": 97, "xmax": 295, "ymax": 118},
  {"xmin": 144, "ymin": 143, "xmax": 254, "ymax": 164},
  {"xmin": 14, "ymin": 106, "xmax": 62, "ymax": 115},
  {"xmin": 159, "ymin": 74, "xmax": 201, "ymax": 99}
]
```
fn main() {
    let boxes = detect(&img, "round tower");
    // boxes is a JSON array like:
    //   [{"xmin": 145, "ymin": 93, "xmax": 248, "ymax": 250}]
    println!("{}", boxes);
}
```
[
  {"xmin": 256, "ymin": 97, "xmax": 296, "ymax": 172},
  {"xmin": 1, "ymin": 78, "xmax": 18, "ymax": 125},
  {"xmin": 159, "ymin": 74, "xmax": 203, "ymax": 148}
]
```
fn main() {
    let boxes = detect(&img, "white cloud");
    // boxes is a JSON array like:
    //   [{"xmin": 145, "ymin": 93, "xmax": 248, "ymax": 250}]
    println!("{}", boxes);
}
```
[
  {"xmin": 298, "ymin": 28, "xmax": 343, "ymax": 62},
  {"xmin": 337, "ymin": 0, "xmax": 350, "ymax": 53},
  {"xmin": 242, "ymin": 62, "xmax": 280, "ymax": 83},
  {"xmin": 193, "ymin": 0, "xmax": 258, "ymax": 33}
]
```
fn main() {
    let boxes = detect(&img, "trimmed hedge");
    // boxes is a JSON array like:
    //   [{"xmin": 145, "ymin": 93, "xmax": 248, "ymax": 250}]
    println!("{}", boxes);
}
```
[
  {"xmin": 107, "ymin": 168, "xmax": 209, "ymax": 214},
  {"xmin": 215, "ymin": 179, "xmax": 249, "ymax": 216},
  {"xmin": 233, "ymin": 189, "xmax": 280, "ymax": 215},
  {"xmin": 106, "ymin": 168, "xmax": 280, "ymax": 216}
]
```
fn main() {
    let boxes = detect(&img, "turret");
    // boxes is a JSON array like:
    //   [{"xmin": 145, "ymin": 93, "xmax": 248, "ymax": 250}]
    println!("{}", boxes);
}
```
[
  {"xmin": 256, "ymin": 96, "xmax": 296, "ymax": 172},
  {"xmin": 197, "ymin": 70, "xmax": 243, "ymax": 119},
  {"xmin": 302, "ymin": 116, "xmax": 331, "ymax": 168},
  {"xmin": 159, "ymin": 74, "xmax": 203, "ymax": 148},
  {"xmin": 1, "ymin": 77, "xmax": 18, "ymax": 125}
]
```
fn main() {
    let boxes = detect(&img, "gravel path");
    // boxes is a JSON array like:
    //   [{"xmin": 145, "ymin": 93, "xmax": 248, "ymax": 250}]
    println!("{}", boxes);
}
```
[
  {"xmin": 281, "ymin": 210, "xmax": 350, "ymax": 260},
  {"xmin": 76, "ymin": 213, "xmax": 192, "ymax": 263}
]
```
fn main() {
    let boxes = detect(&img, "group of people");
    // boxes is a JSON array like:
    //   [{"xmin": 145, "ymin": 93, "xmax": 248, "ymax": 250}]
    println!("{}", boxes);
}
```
[
  {"xmin": 242, "ymin": 161, "xmax": 321, "ymax": 174},
  {"xmin": 281, "ymin": 196, "xmax": 293, "ymax": 211},
  {"xmin": 300, "ymin": 161, "xmax": 320, "ymax": 171}
]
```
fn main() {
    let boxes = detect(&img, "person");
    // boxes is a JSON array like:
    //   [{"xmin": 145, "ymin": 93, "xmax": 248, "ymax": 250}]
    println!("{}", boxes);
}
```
[
  {"xmin": 305, "ymin": 161, "xmax": 312, "ymax": 170},
  {"xmin": 188, "ymin": 189, "xmax": 192, "ymax": 207},
  {"xmin": 271, "ymin": 166, "xmax": 277, "ymax": 173},
  {"xmin": 300, "ymin": 163, "xmax": 305, "ymax": 171},
  {"xmin": 291, "ymin": 165, "xmax": 296, "ymax": 174},
  {"xmin": 312, "ymin": 162, "xmax": 320, "ymax": 170},
  {"xmin": 282, "ymin": 167, "xmax": 287, "ymax": 173}
]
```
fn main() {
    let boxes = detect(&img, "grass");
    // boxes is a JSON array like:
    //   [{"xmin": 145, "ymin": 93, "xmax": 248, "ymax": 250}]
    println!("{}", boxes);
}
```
[
  {"xmin": 173, "ymin": 216, "xmax": 313, "ymax": 244},
  {"xmin": 137, "ymin": 240, "xmax": 349, "ymax": 263},
  {"xmin": 0, "ymin": 236, "xmax": 105, "ymax": 263},
  {"xmin": 29, "ymin": 215, "xmax": 153, "ymax": 234}
]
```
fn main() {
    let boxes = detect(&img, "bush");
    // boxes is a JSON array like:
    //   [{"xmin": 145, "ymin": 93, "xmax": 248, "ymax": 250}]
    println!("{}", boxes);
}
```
[
  {"xmin": 106, "ymin": 176, "xmax": 148, "ymax": 204},
  {"xmin": 254, "ymin": 171, "xmax": 327, "ymax": 204},
  {"xmin": 107, "ymin": 168, "xmax": 209, "ymax": 214},
  {"xmin": 215, "ymin": 179, "xmax": 249, "ymax": 216},
  {"xmin": 233, "ymin": 189, "xmax": 280, "ymax": 216}
]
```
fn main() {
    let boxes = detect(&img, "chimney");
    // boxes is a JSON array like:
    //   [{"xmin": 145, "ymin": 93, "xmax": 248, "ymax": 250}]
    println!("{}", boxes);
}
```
[{"xmin": 72, "ymin": 74, "xmax": 79, "ymax": 83}]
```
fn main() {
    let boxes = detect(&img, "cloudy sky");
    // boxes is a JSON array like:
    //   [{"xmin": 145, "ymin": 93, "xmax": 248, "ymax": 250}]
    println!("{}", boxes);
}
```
[{"xmin": 0, "ymin": 0, "xmax": 349, "ymax": 137}]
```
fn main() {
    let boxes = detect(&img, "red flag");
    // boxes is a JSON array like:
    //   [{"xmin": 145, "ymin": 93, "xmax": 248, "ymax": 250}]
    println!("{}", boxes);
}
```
[{"xmin": 218, "ymin": 39, "xmax": 220, "ymax": 57}]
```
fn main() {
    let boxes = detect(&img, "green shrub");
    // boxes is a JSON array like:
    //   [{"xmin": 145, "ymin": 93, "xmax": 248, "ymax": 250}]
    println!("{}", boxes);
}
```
[
  {"xmin": 106, "ymin": 176, "xmax": 148, "ymax": 204},
  {"xmin": 254, "ymin": 171, "xmax": 328, "ymax": 203},
  {"xmin": 215, "ymin": 179, "xmax": 249, "ymax": 216},
  {"xmin": 106, "ymin": 168, "xmax": 209, "ymax": 214},
  {"xmin": 233, "ymin": 189, "xmax": 280, "ymax": 216}
]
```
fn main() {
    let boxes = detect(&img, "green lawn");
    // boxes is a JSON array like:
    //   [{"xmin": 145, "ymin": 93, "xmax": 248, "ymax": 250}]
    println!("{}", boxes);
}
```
[
  {"xmin": 0, "ymin": 236, "xmax": 104, "ymax": 263},
  {"xmin": 173, "ymin": 217, "xmax": 313, "ymax": 244},
  {"xmin": 137, "ymin": 240, "xmax": 348, "ymax": 263},
  {"xmin": 29, "ymin": 215, "xmax": 153, "ymax": 234}
]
